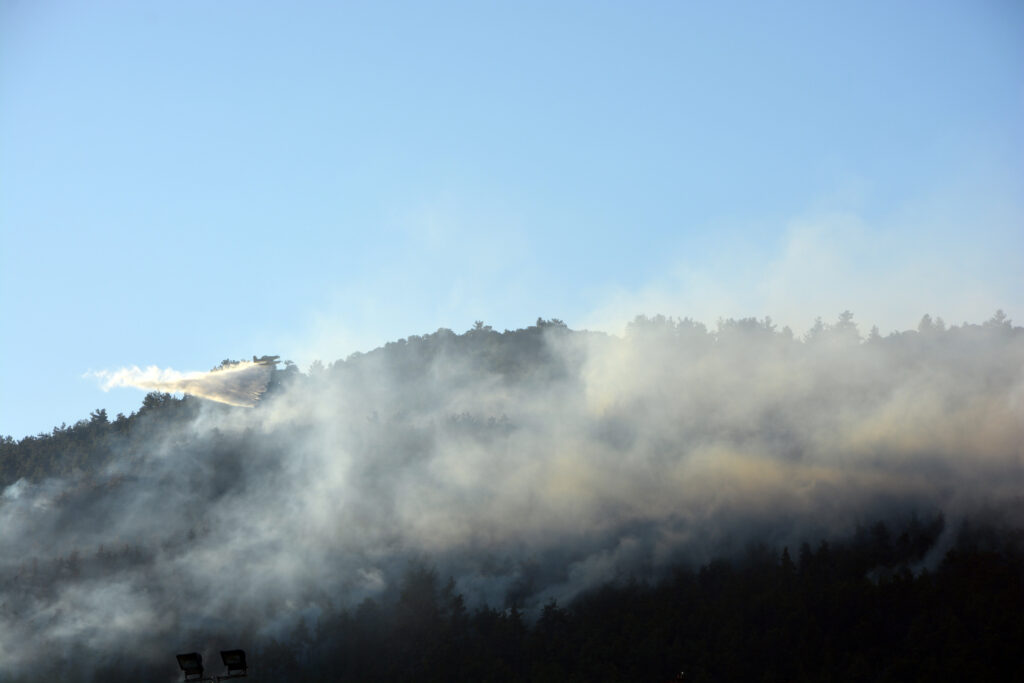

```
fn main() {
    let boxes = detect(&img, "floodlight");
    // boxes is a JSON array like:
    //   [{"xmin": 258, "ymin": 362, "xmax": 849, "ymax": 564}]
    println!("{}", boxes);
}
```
[
  {"xmin": 176, "ymin": 652, "xmax": 204, "ymax": 680},
  {"xmin": 220, "ymin": 649, "xmax": 247, "ymax": 677}
]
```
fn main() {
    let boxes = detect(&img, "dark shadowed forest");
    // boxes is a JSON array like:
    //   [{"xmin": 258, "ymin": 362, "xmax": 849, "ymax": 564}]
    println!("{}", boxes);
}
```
[{"xmin": 1, "ymin": 314, "xmax": 1022, "ymax": 681}]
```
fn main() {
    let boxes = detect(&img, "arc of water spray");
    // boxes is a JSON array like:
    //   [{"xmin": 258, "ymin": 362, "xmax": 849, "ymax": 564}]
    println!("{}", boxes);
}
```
[{"xmin": 92, "ymin": 361, "xmax": 275, "ymax": 407}]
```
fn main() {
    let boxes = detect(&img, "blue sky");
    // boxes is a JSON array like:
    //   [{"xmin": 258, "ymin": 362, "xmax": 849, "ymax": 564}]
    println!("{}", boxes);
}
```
[{"xmin": 2, "ymin": 0, "xmax": 1022, "ymax": 438}]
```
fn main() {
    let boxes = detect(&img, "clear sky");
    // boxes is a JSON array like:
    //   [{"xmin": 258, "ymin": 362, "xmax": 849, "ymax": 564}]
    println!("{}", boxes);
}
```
[{"xmin": 2, "ymin": 0, "xmax": 1022, "ymax": 438}]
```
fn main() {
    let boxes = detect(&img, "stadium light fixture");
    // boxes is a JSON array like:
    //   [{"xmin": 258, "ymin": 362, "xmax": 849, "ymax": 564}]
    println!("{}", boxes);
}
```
[
  {"xmin": 219, "ymin": 649, "xmax": 248, "ymax": 679},
  {"xmin": 176, "ymin": 652, "xmax": 204, "ymax": 681}
]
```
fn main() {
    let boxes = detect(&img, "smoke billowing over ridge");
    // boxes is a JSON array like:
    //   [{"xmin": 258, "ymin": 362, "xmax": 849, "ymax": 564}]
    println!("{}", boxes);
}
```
[
  {"xmin": 2, "ymin": 313, "xmax": 1023, "ymax": 679},
  {"xmin": 92, "ymin": 361, "xmax": 274, "ymax": 407}
]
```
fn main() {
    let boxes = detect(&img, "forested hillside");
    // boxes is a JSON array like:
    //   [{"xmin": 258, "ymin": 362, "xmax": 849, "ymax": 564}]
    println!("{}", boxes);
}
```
[{"xmin": 1, "ymin": 314, "xmax": 1022, "ymax": 681}]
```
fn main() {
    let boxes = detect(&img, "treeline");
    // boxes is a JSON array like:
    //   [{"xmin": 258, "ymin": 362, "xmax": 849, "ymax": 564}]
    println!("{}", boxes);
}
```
[
  {"xmin": 0, "ymin": 318, "xmax": 576, "ymax": 488},
  {"xmin": 2, "ymin": 311, "xmax": 1018, "ymax": 489},
  {"xmin": 0, "ymin": 391, "xmax": 200, "ymax": 490}
]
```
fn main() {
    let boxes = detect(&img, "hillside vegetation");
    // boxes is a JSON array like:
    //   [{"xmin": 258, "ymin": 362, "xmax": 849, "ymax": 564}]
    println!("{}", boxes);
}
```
[{"xmin": 1, "ymin": 314, "xmax": 1022, "ymax": 682}]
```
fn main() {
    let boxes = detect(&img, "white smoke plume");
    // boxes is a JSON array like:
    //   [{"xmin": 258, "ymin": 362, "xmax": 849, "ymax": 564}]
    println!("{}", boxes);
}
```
[{"xmin": 92, "ymin": 361, "xmax": 274, "ymax": 407}]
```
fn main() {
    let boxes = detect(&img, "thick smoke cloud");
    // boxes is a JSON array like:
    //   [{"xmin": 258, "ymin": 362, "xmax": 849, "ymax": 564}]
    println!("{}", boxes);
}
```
[
  {"xmin": 92, "ymin": 362, "xmax": 274, "ymax": 407},
  {"xmin": 2, "ymin": 314, "xmax": 1022, "ymax": 679}
]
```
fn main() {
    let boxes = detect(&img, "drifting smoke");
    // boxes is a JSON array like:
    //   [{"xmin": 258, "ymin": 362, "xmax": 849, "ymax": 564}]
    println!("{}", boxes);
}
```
[
  {"xmin": 93, "ymin": 361, "xmax": 274, "ymax": 407},
  {"xmin": 2, "ymin": 314, "xmax": 1023, "ymax": 679}
]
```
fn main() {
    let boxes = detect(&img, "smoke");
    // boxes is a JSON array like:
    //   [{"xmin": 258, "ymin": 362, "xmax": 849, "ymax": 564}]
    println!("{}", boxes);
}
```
[
  {"xmin": 92, "ymin": 361, "xmax": 274, "ymax": 407},
  {"xmin": 3, "ymin": 314, "xmax": 1023, "ymax": 679}
]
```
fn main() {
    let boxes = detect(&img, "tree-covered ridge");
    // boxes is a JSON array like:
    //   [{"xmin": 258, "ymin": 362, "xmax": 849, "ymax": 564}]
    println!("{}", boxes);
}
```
[
  {"xmin": 2, "ymin": 310, "xmax": 1017, "ymax": 487},
  {"xmin": 0, "ymin": 317, "xmax": 561, "ymax": 487},
  {"xmin": 1, "ymin": 312, "xmax": 1022, "ymax": 682},
  {"xmin": 0, "ymin": 391, "xmax": 193, "ymax": 489}
]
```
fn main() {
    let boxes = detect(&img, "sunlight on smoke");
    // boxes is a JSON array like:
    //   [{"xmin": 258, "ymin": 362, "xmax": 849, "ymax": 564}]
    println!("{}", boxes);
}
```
[{"xmin": 93, "ymin": 361, "xmax": 273, "ymax": 407}]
